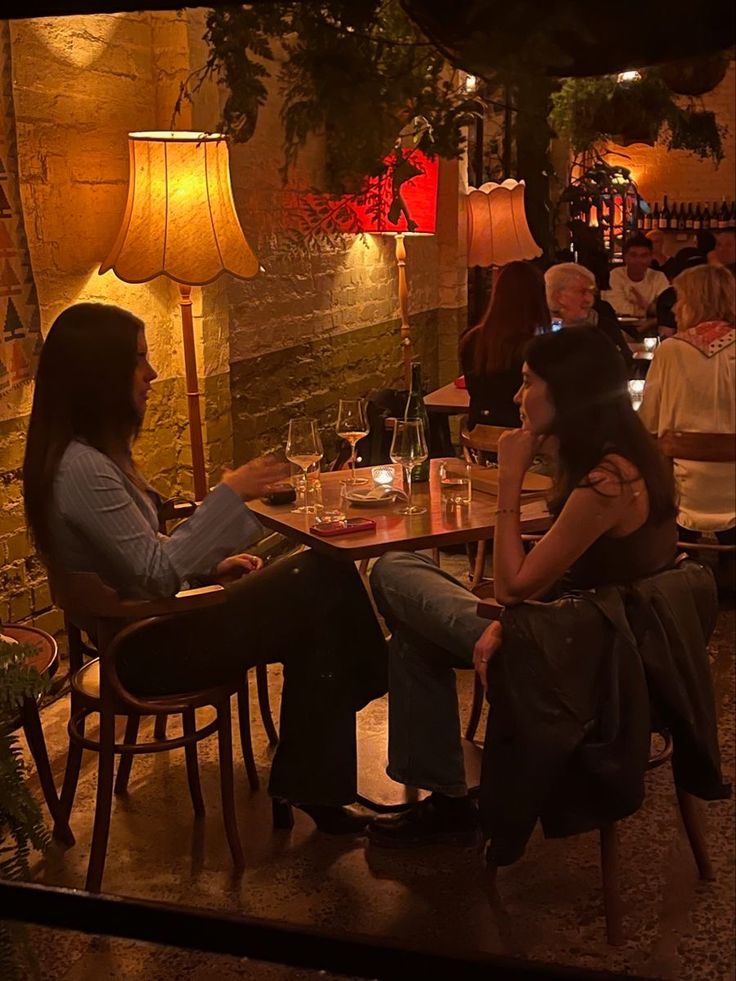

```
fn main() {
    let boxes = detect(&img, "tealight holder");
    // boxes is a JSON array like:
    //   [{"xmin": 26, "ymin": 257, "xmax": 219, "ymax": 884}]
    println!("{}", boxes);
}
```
[
  {"xmin": 372, "ymin": 465, "xmax": 396, "ymax": 487},
  {"xmin": 628, "ymin": 379, "xmax": 645, "ymax": 411},
  {"xmin": 643, "ymin": 336, "xmax": 658, "ymax": 352}
]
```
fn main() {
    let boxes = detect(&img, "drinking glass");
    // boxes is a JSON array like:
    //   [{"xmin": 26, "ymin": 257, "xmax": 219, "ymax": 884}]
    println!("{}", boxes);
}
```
[
  {"xmin": 390, "ymin": 418, "xmax": 428, "ymax": 515},
  {"xmin": 336, "ymin": 398, "xmax": 369, "ymax": 486},
  {"xmin": 628, "ymin": 379, "xmax": 645, "ymax": 411},
  {"xmin": 286, "ymin": 418, "xmax": 324, "ymax": 513}
]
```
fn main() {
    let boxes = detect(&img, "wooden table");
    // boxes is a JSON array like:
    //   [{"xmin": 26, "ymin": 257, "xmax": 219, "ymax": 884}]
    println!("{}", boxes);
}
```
[
  {"xmin": 423, "ymin": 381, "xmax": 469, "ymax": 415},
  {"xmin": 248, "ymin": 460, "xmax": 551, "ymax": 562}
]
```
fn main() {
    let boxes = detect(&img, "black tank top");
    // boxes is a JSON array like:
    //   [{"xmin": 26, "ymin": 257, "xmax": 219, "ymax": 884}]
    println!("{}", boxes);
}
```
[{"xmin": 566, "ymin": 513, "xmax": 678, "ymax": 590}]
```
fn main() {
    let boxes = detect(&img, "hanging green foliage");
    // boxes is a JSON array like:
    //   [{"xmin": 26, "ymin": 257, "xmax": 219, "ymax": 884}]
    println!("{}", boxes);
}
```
[
  {"xmin": 550, "ymin": 69, "xmax": 725, "ymax": 163},
  {"xmin": 179, "ymin": 0, "xmax": 479, "ymax": 194}
]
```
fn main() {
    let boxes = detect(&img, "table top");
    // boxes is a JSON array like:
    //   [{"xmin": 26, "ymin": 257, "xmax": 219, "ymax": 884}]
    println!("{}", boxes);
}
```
[
  {"xmin": 248, "ymin": 460, "xmax": 552, "ymax": 561},
  {"xmin": 0, "ymin": 623, "xmax": 58, "ymax": 676},
  {"xmin": 424, "ymin": 381, "xmax": 469, "ymax": 415}
]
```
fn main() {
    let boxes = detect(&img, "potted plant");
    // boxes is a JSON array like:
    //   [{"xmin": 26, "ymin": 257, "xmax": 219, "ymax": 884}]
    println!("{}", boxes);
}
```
[{"xmin": 0, "ymin": 635, "xmax": 50, "ymax": 980}]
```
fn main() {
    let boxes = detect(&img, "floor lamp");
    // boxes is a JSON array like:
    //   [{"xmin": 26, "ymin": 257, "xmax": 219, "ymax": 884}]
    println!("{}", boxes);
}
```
[
  {"xmin": 100, "ymin": 131, "xmax": 259, "ymax": 501},
  {"xmin": 466, "ymin": 178, "xmax": 542, "ymax": 291}
]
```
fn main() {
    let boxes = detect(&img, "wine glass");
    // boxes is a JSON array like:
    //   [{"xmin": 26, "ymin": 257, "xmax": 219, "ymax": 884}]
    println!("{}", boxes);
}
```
[
  {"xmin": 285, "ymin": 418, "xmax": 324, "ymax": 513},
  {"xmin": 336, "ymin": 398, "xmax": 369, "ymax": 486},
  {"xmin": 390, "ymin": 418, "xmax": 428, "ymax": 515}
]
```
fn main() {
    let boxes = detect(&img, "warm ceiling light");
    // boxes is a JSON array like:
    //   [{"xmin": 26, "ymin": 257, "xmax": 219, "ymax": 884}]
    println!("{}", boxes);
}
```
[
  {"xmin": 464, "ymin": 74, "xmax": 478, "ymax": 93},
  {"xmin": 617, "ymin": 70, "xmax": 642, "ymax": 83}
]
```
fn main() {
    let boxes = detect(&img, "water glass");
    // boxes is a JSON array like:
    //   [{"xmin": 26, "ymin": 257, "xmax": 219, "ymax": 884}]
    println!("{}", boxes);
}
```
[
  {"xmin": 389, "ymin": 418, "xmax": 428, "ymax": 515},
  {"xmin": 628, "ymin": 379, "xmax": 645, "ymax": 411},
  {"xmin": 439, "ymin": 460, "xmax": 472, "ymax": 506}
]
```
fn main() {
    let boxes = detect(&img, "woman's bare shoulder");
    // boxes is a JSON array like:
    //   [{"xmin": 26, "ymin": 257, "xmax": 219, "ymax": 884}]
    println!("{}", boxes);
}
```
[{"xmin": 585, "ymin": 453, "xmax": 642, "ymax": 499}]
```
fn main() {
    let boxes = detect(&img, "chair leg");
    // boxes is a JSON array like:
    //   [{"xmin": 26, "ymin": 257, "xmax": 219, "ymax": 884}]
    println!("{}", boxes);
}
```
[
  {"xmin": 431, "ymin": 547, "xmax": 440, "ymax": 567},
  {"xmin": 182, "ymin": 709, "xmax": 205, "ymax": 817},
  {"xmin": 85, "ymin": 706, "xmax": 116, "ymax": 893},
  {"xmin": 358, "ymin": 558, "xmax": 369, "ymax": 576},
  {"xmin": 236, "ymin": 682, "xmax": 260, "ymax": 791},
  {"xmin": 676, "ymin": 787, "xmax": 715, "ymax": 881},
  {"xmin": 256, "ymin": 663, "xmax": 278, "ymax": 746},
  {"xmin": 470, "ymin": 540, "xmax": 487, "ymax": 588},
  {"xmin": 464, "ymin": 674, "xmax": 485, "ymax": 743},
  {"xmin": 21, "ymin": 698, "xmax": 75, "ymax": 846},
  {"xmin": 113, "ymin": 714, "xmax": 140, "ymax": 796},
  {"xmin": 599, "ymin": 824, "xmax": 625, "ymax": 946},
  {"xmin": 217, "ymin": 698, "xmax": 245, "ymax": 871},
  {"xmin": 153, "ymin": 715, "xmax": 168, "ymax": 741},
  {"xmin": 56, "ymin": 707, "xmax": 86, "ymax": 840}
]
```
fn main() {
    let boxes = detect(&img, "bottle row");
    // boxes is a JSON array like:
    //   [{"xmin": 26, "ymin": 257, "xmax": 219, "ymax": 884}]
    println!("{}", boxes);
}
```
[{"xmin": 641, "ymin": 197, "xmax": 735, "ymax": 232}]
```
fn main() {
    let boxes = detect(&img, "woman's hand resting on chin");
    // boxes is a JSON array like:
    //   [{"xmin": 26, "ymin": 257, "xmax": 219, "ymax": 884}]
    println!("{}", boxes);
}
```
[
  {"xmin": 212, "ymin": 553, "xmax": 264, "ymax": 584},
  {"xmin": 497, "ymin": 429, "xmax": 543, "ymax": 479}
]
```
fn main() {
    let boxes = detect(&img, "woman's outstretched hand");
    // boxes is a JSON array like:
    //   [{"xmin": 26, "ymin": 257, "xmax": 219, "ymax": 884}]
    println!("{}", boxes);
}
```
[
  {"xmin": 473, "ymin": 620, "xmax": 503, "ymax": 692},
  {"xmin": 221, "ymin": 454, "xmax": 290, "ymax": 501},
  {"xmin": 497, "ymin": 429, "xmax": 543, "ymax": 477},
  {"xmin": 213, "ymin": 553, "xmax": 264, "ymax": 584}
]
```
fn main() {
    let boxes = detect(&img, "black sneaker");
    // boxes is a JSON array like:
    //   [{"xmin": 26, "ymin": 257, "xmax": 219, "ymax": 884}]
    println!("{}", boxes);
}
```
[{"xmin": 367, "ymin": 794, "xmax": 480, "ymax": 848}]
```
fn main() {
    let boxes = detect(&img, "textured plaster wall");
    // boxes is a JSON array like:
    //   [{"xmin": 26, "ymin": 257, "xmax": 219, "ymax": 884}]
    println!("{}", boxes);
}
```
[
  {"xmin": 606, "ymin": 61, "xmax": 736, "ymax": 210},
  {"xmin": 0, "ymin": 9, "xmax": 468, "ymax": 635}
]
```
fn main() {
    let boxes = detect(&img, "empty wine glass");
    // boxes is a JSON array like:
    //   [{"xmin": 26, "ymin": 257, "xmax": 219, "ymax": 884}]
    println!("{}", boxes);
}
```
[
  {"xmin": 390, "ymin": 418, "xmax": 428, "ymax": 515},
  {"xmin": 286, "ymin": 418, "xmax": 324, "ymax": 513},
  {"xmin": 336, "ymin": 398, "xmax": 369, "ymax": 486}
]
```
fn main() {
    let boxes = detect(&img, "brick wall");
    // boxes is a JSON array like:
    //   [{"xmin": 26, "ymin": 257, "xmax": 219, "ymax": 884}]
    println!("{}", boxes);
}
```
[
  {"xmin": 606, "ymin": 60, "xmax": 736, "ymax": 210},
  {"xmin": 0, "ymin": 10, "xmax": 467, "ymax": 640}
]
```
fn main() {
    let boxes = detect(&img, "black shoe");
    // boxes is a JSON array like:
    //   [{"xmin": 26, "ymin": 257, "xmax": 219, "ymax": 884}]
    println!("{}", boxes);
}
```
[
  {"xmin": 367, "ymin": 794, "xmax": 480, "ymax": 848},
  {"xmin": 272, "ymin": 799, "xmax": 371, "ymax": 835}
]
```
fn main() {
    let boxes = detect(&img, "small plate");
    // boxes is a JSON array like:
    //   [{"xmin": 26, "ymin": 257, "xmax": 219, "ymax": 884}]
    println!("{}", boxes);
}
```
[{"xmin": 344, "ymin": 486, "xmax": 402, "ymax": 507}]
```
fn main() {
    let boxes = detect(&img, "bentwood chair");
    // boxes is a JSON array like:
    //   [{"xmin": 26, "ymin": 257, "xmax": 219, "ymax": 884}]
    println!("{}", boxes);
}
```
[
  {"xmin": 49, "ymin": 570, "xmax": 251, "ymax": 892},
  {"xmin": 658, "ymin": 430, "xmax": 736, "ymax": 555},
  {"xmin": 460, "ymin": 420, "xmax": 515, "ymax": 588},
  {"xmin": 1, "ymin": 622, "xmax": 74, "ymax": 845},
  {"xmin": 477, "ymin": 575, "xmax": 716, "ymax": 946}
]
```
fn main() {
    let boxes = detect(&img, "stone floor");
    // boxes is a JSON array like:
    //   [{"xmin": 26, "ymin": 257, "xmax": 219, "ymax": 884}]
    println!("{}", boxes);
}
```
[{"xmin": 12, "ymin": 558, "xmax": 736, "ymax": 981}]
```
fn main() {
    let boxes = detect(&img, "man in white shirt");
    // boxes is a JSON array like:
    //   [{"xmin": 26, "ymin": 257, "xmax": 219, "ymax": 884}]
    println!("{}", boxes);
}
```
[{"xmin": 606, "ymin": 233, "xmax": 670, "ymax": 321}]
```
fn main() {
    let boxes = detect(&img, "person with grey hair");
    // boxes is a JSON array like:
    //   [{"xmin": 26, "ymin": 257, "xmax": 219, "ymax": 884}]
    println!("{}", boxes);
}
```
[{"xmin": 544, "ymin": 262, "xmax": 634, "ymax": 373}]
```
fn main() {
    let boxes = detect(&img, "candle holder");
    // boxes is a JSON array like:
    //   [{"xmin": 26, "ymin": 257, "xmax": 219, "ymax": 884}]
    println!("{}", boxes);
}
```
[
  {"xmin": 628, "ymin": 379, "xmax": 645, "ymax": 411},
  {"xmin": 372, "ymin": 465, "xmax": 396, "ymax": 487},
  {"xmin": 643, "ymin": 336, "xmax": 658, "ymax": 352}
]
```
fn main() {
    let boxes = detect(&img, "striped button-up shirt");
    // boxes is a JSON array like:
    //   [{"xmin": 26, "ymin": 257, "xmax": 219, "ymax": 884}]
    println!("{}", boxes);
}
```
[{"xmin": 50, "ymin": 440, "xmax": 263, "ymax": 598}]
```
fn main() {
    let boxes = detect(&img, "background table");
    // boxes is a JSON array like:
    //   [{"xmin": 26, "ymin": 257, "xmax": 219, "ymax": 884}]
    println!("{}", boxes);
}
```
[
  {"xmin": 423, "ymin": 381, "xmax": 469, "ymax": 416},
  {"xmin": 248, "ymin": 460, "xmax": 551, "ymax": 561}
]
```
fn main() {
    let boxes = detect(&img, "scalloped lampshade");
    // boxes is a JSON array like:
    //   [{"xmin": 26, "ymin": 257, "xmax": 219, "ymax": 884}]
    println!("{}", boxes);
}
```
[
  {"xmin": 466, "ymin": 179, "xmax": 542, "ymax": 267},
  {"xmin": 100, "ymin": 131, "xmax": 258, "ymax": 285}
]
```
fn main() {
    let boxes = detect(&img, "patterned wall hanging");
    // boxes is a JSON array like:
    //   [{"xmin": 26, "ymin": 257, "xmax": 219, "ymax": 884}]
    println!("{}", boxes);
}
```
[{"xmin": 0, "ymin": 20, "xmax": 41, "ymax": 420}]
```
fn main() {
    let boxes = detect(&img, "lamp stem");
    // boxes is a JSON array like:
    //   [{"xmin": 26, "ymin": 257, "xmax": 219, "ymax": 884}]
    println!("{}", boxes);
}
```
[
  {"xmin": 395, "ymin": 233, "xmax": 412, "ymax": 389},
  {"xmin": 177, "ymin": 283, "xmax": 207, "ymax": 502}
]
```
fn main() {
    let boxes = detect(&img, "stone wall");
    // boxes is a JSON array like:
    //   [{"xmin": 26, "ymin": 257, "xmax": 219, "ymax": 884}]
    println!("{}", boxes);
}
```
[{"xmin": 0, "ymin": 9, "xmax": 467, "ymax": 637}]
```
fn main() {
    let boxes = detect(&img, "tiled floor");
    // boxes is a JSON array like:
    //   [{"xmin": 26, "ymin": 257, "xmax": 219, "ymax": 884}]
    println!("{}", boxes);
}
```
[{"xmin": 14, "ymin": 559, "xmax": 736, "ymax": 980}]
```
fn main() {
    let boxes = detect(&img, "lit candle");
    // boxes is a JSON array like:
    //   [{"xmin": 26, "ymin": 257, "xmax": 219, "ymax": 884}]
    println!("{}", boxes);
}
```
[
  {"xmin": 643, "ymin": 336, "xmax": 658, "ymax": 352},
  {"xmin": 372, "ymin": 466, "xmax": 396, "ymax": 486}
]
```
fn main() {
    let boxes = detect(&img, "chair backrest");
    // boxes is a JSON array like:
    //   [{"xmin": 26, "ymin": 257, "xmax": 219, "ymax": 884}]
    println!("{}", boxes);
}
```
[
  {"xmin": 460, "ymin": 417, "xmax": 514, "ymax": 463},
  {"xmin": 658, "ymin": 430, "xmax": 736, "ymax": 463}
]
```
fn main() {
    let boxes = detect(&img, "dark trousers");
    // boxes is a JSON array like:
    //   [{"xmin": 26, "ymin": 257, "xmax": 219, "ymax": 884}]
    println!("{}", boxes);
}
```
[{"xmin": 115, "ymin": 551, "xmax": 388, "ymax": 805}]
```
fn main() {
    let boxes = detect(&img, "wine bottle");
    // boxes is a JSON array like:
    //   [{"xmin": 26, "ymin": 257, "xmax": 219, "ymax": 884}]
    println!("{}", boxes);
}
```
[
  {"xmin": 702, "ymin": 202, "xmax": 711, "ymax": 229},
  {"xmin": 693, "ymin": 203, "xmax": 702, "ymax": 231},
  {"xmin": 685, "ymin": 202, "xmax": 694, "ymax": 231},
  {"xmin": 403, "ymin": 361, "xmax": 430, "ymax": 482},
  {"xmin": 659, "ymin": 196, "xmax": 668, "ymax": 230},
  {"xmin": 677, "ymin": 203, "xmax": 687, "ymax": 231},
  {"xmin": 718, "ymin": 198, "xmax": 729, "ymax": 229},
  {"xmin": 666, "ymin": 201, "xmax": 676, "ymax": 230},
  {"xmin": 642, "ymin": 206, "xmax": 651, "ymax": 231}
]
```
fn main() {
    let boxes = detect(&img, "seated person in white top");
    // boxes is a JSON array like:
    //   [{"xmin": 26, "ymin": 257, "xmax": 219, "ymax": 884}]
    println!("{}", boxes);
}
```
[
  {"xmin": 606, "ymin": 233, "xmax": 669, "ymax": 324},
  {"xmin": 639, "ymin": 264, "xmax": 735, "ymax": 546},
  {"xmin": 23, "ymin": 303, "xmax": 388, "ymax": 835}
]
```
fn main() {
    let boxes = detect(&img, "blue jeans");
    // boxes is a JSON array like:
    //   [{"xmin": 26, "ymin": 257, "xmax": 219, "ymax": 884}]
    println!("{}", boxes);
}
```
[{"xmin": 370, "ymin": 551, "xmax": 489, "ymax": 795}]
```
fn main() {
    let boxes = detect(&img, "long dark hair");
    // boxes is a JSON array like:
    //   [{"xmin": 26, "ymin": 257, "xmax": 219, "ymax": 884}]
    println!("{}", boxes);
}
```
[
  {"xmin": 23, "ymin": 303, "xmax": 144, "ymax": 556},
  {"xmin": 524, "ymin": 327, "xmax": 675, "ymax": 521},
  {"xmin": 461, "ymin": 261, "xmax": 550, "ymax": 374}
]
